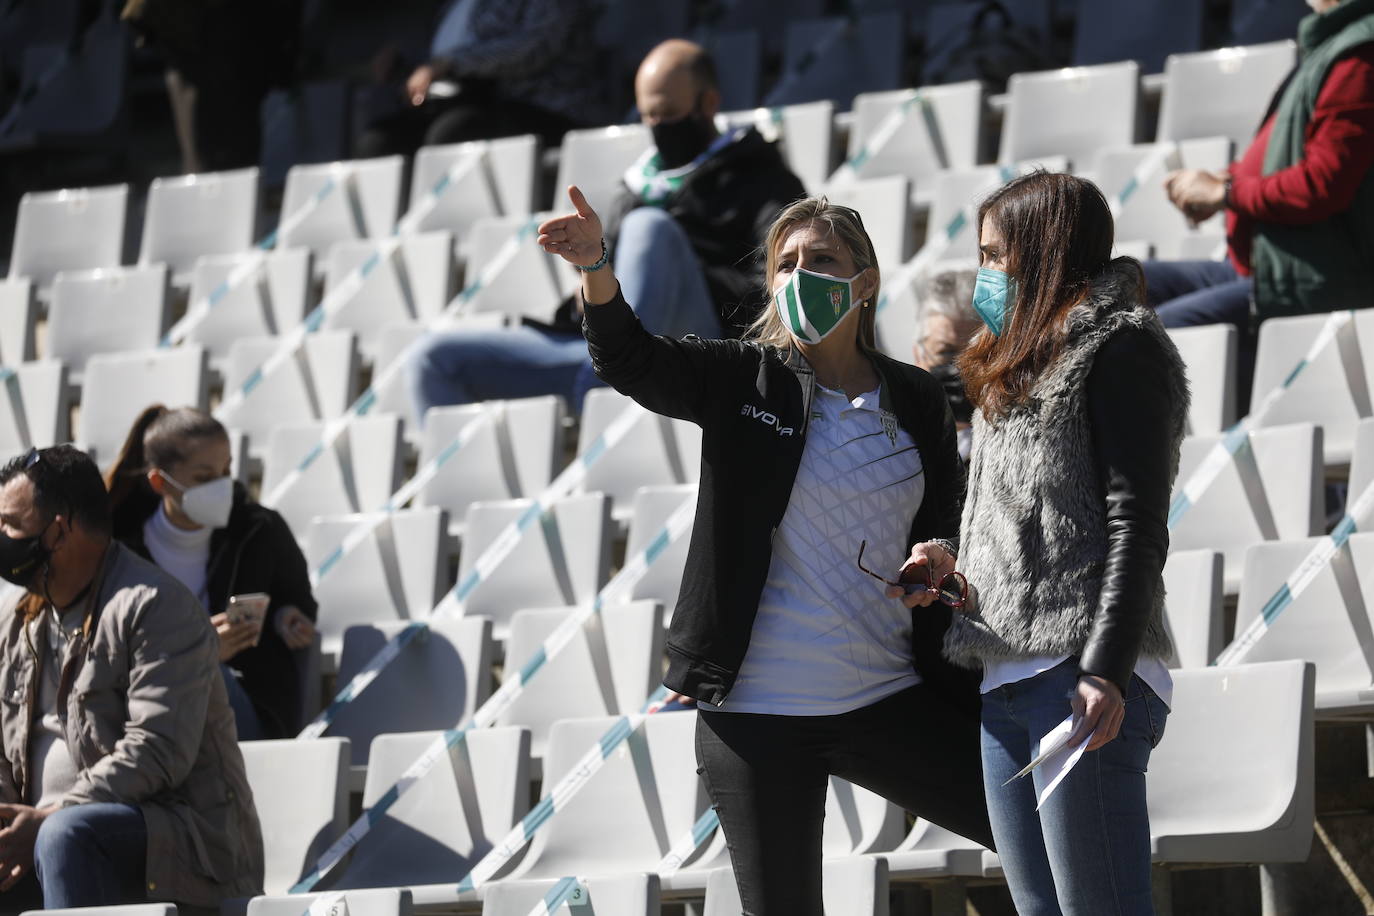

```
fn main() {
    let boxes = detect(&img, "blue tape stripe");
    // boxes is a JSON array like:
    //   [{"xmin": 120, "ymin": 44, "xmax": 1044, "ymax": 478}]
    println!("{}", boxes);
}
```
[
  {"xmin": 1331, "ymin": 513, "xmax": 1358, "ymax": 547},
  {"xmin": 581, "ymin": 435, "xmax": 608, "ymax": 467},
  {"xmin": 692, "ymin": 809, "xmax": 719, "ymax": 846},
  {"xmin": 644, "ymin": 528, "xmax": 672, "ymax": 566},
  {"xmin": 946, "ymin": 210, "xmax": 966, "ymax": 240},
  {"xmin": 296, "ymin": 442, "xmax": 325, "ymax": 473},
  {"xmin": 316, "ymin": 546, "xmax": 345, "ymax": 580},
  {"xmin": 518, "ymin": 647, "xmax": 547, "ymax": 683},
  {"xmin": 522, "ymin": 796, "xmax": 557, "ymax": 840},
  {"xmin": 1282, "ymin": 358, "xmax": 1309, "ymax": 389},
  {"xmin": 360, "ymin": 250, "xmax": 383, "ymax": 277},
  {"xmin": 545, "ymin": 877, "xmax": 581, "ymax": 911},
  {"xmin": 353, "ymin": 388, "xmax": 378, "ymax": 416},
  {"xmin": 1166, "ymin": 493, "xmax": 1191, "ymax": 530},
  {"xmin": 599, "ymin": 717, "xmax": 634, "ymax": 758},
  {"xmin": 1118, "ymin": 176, "xmax": 1139, "ymax": 205},
  {"xmin": 241, "ymin": 367, "xmax": 265, "ymax": 396},
  {"xmin": 517, "ymin": 502, "xmax": 544, "ymax": 530},
  {"xmin": 453, "ymin": 570, "xmax": 481, "ymax": 602},
  {"xmin": 1259, "ymin": 584, "xmax": 1292, "ymax": 626},
  {"xmin": 303, "ymin": 307, "xmax": 327, "ymax": 333}
]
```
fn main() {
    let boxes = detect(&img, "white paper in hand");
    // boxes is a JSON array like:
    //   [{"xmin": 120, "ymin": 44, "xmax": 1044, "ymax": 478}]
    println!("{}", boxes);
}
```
[{"xmin": 1001, "ymin": 712, "xmax": 1090, "ymax": 810}]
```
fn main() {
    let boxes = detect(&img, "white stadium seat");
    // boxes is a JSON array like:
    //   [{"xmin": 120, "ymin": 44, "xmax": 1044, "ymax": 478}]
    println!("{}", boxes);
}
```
[
  {"xmin": 322, "ymin": 232, "xmax": 454, "ymax": 360},
  {"xmin": 460, "ymin": 214, "xmax": 566, "ymax": 323},
  {"xmin": 184, "ymin": 247, "xmax": 314, "ymax": 369},
  {"xmin": 624, "ymin": 484, "xmax": 696, "ymax": 619},
  {"xmin": 1000, "ymin": 61, "xmax": 1140, "ymax": 168},
  {"xmin": 240, "ymin": 737, "xmax": 350, "ymax": 895},
  {"xmin": 843, "ymin": 81, "xmax": 984, "ymax": 196},
  {"xmin": 553, "ymin": 124, "xmax": 651, "ymax": 218},
  {"xmin": 578, "ymin": 388, "xmax": 695, "ymax": 523},
  {"xmin": 79, "ymin": 346, "xmax": 209, "ymax": 469},
  {"xmin": 881, "ymin": 818, "xmax": 989, "ymax": 882},
  {"xmin": 46, "ymin": 265, "xmax": 169, "ymax": 383},
  {"xmin": 1156, "ymin": 41, "xmax": 1297, "ymax": 150},
  {"xmin": 279, "ymin": 156, "xmax": 405, "ymax": 261},
  {"xmin": 1091, "ymin": 137, "xmax": 1232, "ymax": 259},
  {"xmin": 1167, "ymin": 323, "xmax": 1238, "ymax": 435},
  {"xmin": 248, "ymin": 889, "xmax": 411, "ymax": 916},
  {"xmin": 702, "ymin": 856, "xmax": 890, "ymax": 916},
  {"xmin": 139, "ymin": 167, "xmax": 259, "ymax": 279},
  {"xmin": 824, "ymin": 175, "xmax": 911, "ymax": 275},
  {"xmin": 0, "ymin": 278, "xmax": 36, "ymax": 367},
  {"xmin": 1161, "ymin": 549, "xmax": 1224, "ymax": 668},
  {"xmin": 0, "ymin": 360, "xmax": 69, "ymax": 455},
  {"xmin": 482, "ymin": 874, "xmax": 659, "ymax": 916},
  {"xmin": 411, "ymin": 135, "xmax": 540, "ymax": 246},
  {"xmin": 9, "ymin": 183, "xmax": 127, "ymax": 290}
]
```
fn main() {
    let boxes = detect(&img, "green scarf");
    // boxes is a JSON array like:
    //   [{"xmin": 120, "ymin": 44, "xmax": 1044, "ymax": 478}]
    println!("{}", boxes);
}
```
[{"xmin": 1250, "ymin": 0, "xmax": 1374, "ymax": 319}]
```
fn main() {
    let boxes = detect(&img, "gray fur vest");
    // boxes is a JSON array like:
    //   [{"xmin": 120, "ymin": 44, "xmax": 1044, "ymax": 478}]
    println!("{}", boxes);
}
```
[{"xmin": 944, "ymin": 263, "xmax": 1187, "ymax": 668}]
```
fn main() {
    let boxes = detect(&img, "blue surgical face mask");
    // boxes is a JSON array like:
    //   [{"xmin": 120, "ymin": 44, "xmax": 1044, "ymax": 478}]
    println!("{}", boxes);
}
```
[{"xmin": 972, "ymin": 267, "xmax": 1016, "ymax": 337}]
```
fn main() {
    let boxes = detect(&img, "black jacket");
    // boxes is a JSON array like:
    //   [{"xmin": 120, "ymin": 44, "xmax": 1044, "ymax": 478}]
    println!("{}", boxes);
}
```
[
  {"xmin": 585, "ymin": 289, "xmax": 981, "ymax": 718},
  {"xmin": 545, "ymin": 128, "xmax": 807, "ymax": 339},
  {"xmin": 112, "ymin": 483, "xmax": 318, "ymax": 738}
]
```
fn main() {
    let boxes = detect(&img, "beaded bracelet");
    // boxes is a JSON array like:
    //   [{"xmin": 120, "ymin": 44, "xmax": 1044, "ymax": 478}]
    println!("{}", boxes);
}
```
[{"xmin": 575, "ymin": 238, "xmax": 610, "ymax": 272}]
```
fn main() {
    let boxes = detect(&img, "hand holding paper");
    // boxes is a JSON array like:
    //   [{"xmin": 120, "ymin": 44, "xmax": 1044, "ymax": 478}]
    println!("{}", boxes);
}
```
[{"xmin": 1002, "ymin": 712, "xmax": 1089, "ymax": 810}]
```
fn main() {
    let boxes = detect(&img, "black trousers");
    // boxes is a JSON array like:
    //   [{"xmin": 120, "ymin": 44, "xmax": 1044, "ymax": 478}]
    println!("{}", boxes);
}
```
[{"xmin": 696, "ymin": 684, "xmax": 992, "ymax": 916}]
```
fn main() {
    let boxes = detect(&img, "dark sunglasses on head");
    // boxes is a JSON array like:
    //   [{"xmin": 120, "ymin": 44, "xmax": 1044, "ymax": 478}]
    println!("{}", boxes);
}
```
[{"xmin": 856, "ymin": 539, "xmax": 970, "ymax": 608}]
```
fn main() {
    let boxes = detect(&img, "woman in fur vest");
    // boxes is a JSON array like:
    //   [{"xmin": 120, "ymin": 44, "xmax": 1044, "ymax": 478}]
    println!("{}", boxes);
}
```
[{"xmin": 892, "ymin": 171, "xmax": 1190, "ymax": 915}]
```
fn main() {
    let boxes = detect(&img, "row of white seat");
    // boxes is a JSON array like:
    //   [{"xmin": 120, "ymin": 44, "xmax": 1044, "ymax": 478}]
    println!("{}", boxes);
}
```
[
  {"xmin": 2, "ymin": 38, "xmax": 1296, "ymax": 290},
  {"xmin": 229, "ymin": 659, "xmax": 1315, "ymax": 910}
]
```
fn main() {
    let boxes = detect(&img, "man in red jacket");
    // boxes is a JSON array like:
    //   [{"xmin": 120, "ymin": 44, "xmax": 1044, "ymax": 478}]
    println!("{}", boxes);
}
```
[{"xmin": 1148, "ymin": 0, "xmax": 1374, "ymax": 333}]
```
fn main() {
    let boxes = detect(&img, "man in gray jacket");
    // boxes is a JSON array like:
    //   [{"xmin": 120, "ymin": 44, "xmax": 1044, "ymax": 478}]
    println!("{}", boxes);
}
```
[{"xmin": 0, "ymin": 445, "xmax": 264, "ymax": 911}]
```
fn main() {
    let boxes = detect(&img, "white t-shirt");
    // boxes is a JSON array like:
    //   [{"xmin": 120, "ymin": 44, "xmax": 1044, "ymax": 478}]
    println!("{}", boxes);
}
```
[
  {"xmin": 143, "ymin": 502, "xmax": 213, "ymax": 607},
  {"xmin": 981, "ymin": 654, "xmax": 1173, "ymax": 708},
  {"xmin": 710, "ymin": 385, "xmax": 927, "ymax": 716},
  {"xmin": 26, "ymin": 606, "xmax": 87, "ymax": 808}
]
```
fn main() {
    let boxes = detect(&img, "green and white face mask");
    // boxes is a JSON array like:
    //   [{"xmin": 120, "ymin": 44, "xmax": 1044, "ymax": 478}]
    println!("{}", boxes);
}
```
[{"xmin": 772, "ymin": 267, "xmax": 865, "ymax": 344}]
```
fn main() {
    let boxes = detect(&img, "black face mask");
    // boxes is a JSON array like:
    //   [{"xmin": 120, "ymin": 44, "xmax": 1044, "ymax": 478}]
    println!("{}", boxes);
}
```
[
  {"xmin": 0, "ymin": 522, "xmax": 50, "ymax": 590},
  {"xmin": 651, "ymin": 111, "xmax": 717, "ymax": 169},
  {"xmin": 929, "ymin": 360, "xmax": 973, "ymax": 425}
]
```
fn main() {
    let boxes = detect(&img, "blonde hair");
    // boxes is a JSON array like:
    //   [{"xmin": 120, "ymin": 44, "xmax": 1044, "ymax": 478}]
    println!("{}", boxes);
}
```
[{"xmin": 745, "ymin": 197, "xmax": 882, "ymax": 352}]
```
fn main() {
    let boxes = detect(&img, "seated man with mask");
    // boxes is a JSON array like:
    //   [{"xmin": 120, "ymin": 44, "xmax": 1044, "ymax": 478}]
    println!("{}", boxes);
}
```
[
  {"xmin": 911, "ymin": 266, "xmax": 979, "ymax": 460},
  {"xmin": 0, "ymin": 446, "xmax": 264, "ymax": 911},
  {"xmin": 409, "ymin": 38, "xmax": 807, "ymax": 418}
]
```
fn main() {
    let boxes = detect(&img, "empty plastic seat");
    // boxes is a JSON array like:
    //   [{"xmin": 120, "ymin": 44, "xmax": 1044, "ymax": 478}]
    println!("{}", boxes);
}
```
[
  {"xmin": 729, "ymin": 100, "xmax": 836, "ymax": 194},
  {"xmin": 482, "ymin": 874, "xmax": 659, "ymax": 916},
  {"xmin": 1232, "ymin": 536, "xmax": 1374, "ymax": 717},
  {"xmin": 278, "ymin": 156, "xmax": 405, "ymax": 260},
  {"xmin": 248, "ymin": 889, "xmax": 411, "ymax": 916},
  {"xmin": 322, "ymin": 232, "xmax": 454, "ymax": 360},
  {"xmin": 460, "ymin": 214, "xmax": 566, "ymax": 322},
  {"xmin": 261, "ymin": 413, "xmax": 405, "ymax": 541},
  {"xmin": 1253, "ymin": 312, "xmax": 1371, "ymax": 467},
  {"xmin": 411, "ymin": 135, "xmax": 539, "ymax": 241},
  {"xmin": 331, "ymin": 727, "xmax": 531, "ymax": 890},
  {"xmin": 824, "ymin": 175, "xmax": 911, "ymax": 275},
  {"xmin": 79, "ymin": 347, "xmax": 209, "ymax": 469},
  {"xmin": 702, "ymin": 856, "xmax": 890, "ymax": 915},
  {"xmin": 456, "ymin": 493, "xmax": 612, "ymax": 640},
  {"xmin": 331, "ymin": 617, "xmax": 494, "ymax": 768},
  {"xmin": 1149, "ymin": 660, "xmax": 1314, "ymax": 865},
  {"xmin": 706, "ymin": 29, "xmax": 762, "ymax": 112},
  {"xmin": 46, "ymin": 265, "xmax": 169, "ymax": 383},
  {"xmin": 578, "ymin": 388, "xmax": 695, "ymax": 523},
  {"xmin": 219, "ymin": 330, "xmax": 357, "ymax": 460},
  {"xmin": 882, "ymin": 817, "xmax": 989, "ymax": 881},
  {"xmin": 1156, "ymin": 41, "xmax": 1296, "ymax": 149},
  {"xmin": 502, "ymin": 712, "xmax": 707, "ymax": 884},
  {"xmin": 0, "ymin": 278, "xmax": 35, "ymax": 367},
  {"xmin": 305, "ymin": 506, "xmax": 446, "ymax": 659},
  {"xmin": 1000, "ymin": 61, "xmax": 1140, "ymax": 168},
  {"xmin": 1161, "ymin": 549, "xmax": 1224, "ymax": 668},
  {"xmin": 1092, "ymin": 137, "xmax": 1233, "ymax": 259},
  {"xmin": 416, "ymin": 397, "xmax": 564, "ymax": 537},
  {"xmin": 767, "ymin": 12, "xmax": 904, "ymax": 111},
  {"xmin": 1072, "ymin": 0, "xmax": 1203, "ymax": 73},
  {"xmin": 1166, "ymin": 323, "xmax": 1238, "ymax": 435},
  {"xmin": 1170, "ymin": 422, "xmax": 1322, "ymax": 593},
  {"xmin": 553, "ymin": 124, "xmax": 651, "ymax": 218},
  {"xmin": 625, "ymin": 484, "xmax": 696, "ymax": 618},
  {"xmin": 1350, "ymin": 417, "xmax": 1374, "ymax": 499},
  {"xmin": 183, "ymin": 248, "xmax": 313, "ymax": 368},
  {"xmin": 239, "ymin": 737, "xmax": 349, "ymax": 894},
  {"xmin": 9, "ymin": 183, "xmax": 127, "ymax": 289},
  {"xmin": 139, "ymin": 167, "xmax": 259, "ymax": 279},
  {"xmin": 0, "ymin": 360, "xmax": 69, "ymax": 454},
  {"xmin": 497, "ymin": 602, "xmax": 665, "ymax": 763},
  {"xmin": 841, "ymin": 81, "xmax": 984, "ymax": 195}
]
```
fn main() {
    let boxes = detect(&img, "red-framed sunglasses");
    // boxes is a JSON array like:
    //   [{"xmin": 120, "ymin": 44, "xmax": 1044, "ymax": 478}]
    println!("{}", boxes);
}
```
[{"xmin": 856, "ymin": 539, "xmax": 970, "ymax": 608}]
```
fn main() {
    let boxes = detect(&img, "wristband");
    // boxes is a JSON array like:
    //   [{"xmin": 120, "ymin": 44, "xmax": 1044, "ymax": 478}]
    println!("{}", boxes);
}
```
[{"xmin": 575, "ymin": 238, "xmax": 610, "ymax": 272}]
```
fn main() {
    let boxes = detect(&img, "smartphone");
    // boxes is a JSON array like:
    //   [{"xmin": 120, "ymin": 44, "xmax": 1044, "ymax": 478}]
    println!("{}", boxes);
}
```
[{"xmin": 227, "ymin": 593, "xmax": 270, "ymax": 645}]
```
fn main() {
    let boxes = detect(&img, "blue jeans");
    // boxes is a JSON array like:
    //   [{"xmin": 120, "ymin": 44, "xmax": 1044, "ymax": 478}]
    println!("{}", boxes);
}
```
[
  {"xmin": 409, "ymin": 206, "xmax": 720, "ymax": 419},
  {"xmin": 34, "ymin": 803, "xmax": 148, "ymax": 909},
  {"xmin": 980, "ymin": 659, "xmax": 1169, "ymax": 916},
  {"xmin": 1143, "ymin": 259, "xmax": 1251, "ymax": 329},
  {"xmin": 222, "ymin": 663, "xmax": 263, "ymax": 741}
]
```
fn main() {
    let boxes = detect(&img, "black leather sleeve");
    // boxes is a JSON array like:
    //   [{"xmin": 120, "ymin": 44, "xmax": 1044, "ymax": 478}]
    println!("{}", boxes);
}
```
[{"xmin": 1078, "ymin": 328, "xmax": 1176, "ymax": 694}]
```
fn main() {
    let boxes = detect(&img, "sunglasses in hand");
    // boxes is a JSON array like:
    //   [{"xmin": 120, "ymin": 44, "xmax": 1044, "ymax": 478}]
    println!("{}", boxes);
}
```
[{"xmin": 856, "ymin": 539, "xmax": 970, "ymax": 608}]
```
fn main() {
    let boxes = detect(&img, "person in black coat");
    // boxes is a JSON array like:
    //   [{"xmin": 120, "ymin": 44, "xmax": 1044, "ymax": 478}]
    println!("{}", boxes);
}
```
[
  {"xmin": 406, "ymin": 38, "xmax": 807, "ymax": 421},
  {"xmin": 105, "ymin": 406, "xmax": 318, "ymax": 739}
]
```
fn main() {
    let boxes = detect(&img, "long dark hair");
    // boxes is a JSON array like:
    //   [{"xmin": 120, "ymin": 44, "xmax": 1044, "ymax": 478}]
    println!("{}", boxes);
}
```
[
  {"xmin": 958, "ymin": 171, "xmax": 1141, "ymax": 418},
  {"xmin": 104, "ymin": 405, "xmax": 229, "ymax": 518}
]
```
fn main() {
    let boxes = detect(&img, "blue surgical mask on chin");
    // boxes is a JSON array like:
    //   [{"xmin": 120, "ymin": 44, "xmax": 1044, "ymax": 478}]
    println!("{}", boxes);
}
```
[{"xmin": 972, "ymin": 267, "xmax": 1016, "ymax": 337}]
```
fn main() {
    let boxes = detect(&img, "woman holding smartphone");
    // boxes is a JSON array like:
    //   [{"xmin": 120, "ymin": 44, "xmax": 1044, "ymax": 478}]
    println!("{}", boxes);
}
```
[
  {"xmin": 539, "ymin": 188, "xmax": 991, "ymax": 914},
  {"xmin": 105, "ymin": 406, "xmax": 318, "ymax": 739}
]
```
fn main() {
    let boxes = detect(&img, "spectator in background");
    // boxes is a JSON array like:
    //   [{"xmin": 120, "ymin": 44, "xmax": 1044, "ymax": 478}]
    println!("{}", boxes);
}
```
[
  {"xmin": 912, "ymin": 266, "xmax": 979, "ymax": 460},
  {"xmin": 121, "ymin": 0, "xmax": 303, "ymax": 173},
  {"xmin": 0, "ymin": 446, "xmax": 264, "ymax": 911},
  {"xmin": 1147, "ymin": 0, "xmax": 1374, "ymax": 348},
  {"xmin": 409, "ymin": 39, "xmax": 806, "ymax": 419},
  {"xmin": 356, "ymin": 0, "xmax": 605, "ymax": 157},
  {"xmin": 105, "ymin": 407, "xmax": 318, "ymax": 740}
]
